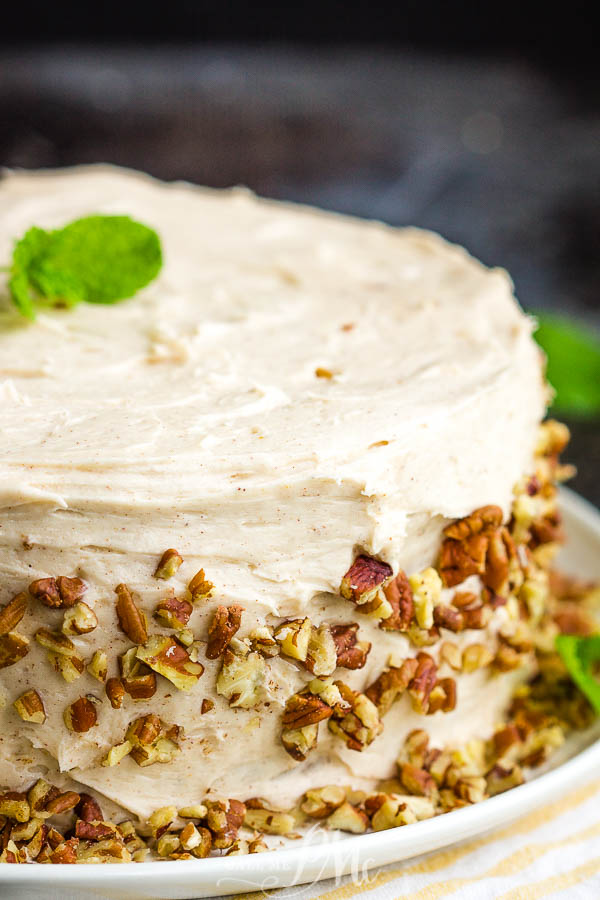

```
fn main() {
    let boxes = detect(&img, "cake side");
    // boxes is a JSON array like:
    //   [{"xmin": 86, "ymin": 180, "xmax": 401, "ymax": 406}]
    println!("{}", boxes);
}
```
[{"xmin": 0, "ymin": 167, "xmax": 569, "ymax": 859}]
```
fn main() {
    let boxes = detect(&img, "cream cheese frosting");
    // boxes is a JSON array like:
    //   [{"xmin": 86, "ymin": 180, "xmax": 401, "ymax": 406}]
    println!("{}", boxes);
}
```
[{"xmin": 0, "ymin": 165, "xmax": 546, "ymax": 820}]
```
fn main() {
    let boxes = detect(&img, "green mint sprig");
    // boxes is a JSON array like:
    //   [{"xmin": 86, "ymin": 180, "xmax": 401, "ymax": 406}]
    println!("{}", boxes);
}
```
[
  {"xmin": 555, "ymin": 633, "xmax": 600, "ymax": 714},
  {"xmin": 534, "ymin": 312, "xmax": 600, "ymax": 419},
  {"xmin": 8, "ymin": 215, "xmax": 162, "ymax": 320}
]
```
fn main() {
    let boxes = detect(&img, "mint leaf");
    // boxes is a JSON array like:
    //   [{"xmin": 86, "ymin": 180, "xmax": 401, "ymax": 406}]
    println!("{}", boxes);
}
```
[
  {"xmin": 8, "ymin": 215, "xmax": 162, "ymax": 319},
  {"xmin": 555, "ymin": 633, "xmax": 600, "ymax": 714},
  {"xmin": 534, "ymin": 313, "xmax": 600, "ymax": 418}
]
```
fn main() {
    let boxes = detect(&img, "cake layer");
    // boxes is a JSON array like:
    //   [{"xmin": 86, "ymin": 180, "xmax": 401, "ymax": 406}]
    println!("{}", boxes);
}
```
[{"xmin": 0, "ymin": 166, "xmax": 546, "ymax": 821}]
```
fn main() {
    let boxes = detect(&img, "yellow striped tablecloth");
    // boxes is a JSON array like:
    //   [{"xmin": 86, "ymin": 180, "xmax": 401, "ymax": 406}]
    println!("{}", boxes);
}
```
[{"xmin": 230, "ymin": 777, "xmax": 600, "ymax": 900}]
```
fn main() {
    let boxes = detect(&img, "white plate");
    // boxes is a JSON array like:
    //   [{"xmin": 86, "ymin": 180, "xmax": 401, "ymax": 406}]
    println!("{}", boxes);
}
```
[{"xmin": 2, "ymin": 487, "xmax": 600, "ymax": 900}]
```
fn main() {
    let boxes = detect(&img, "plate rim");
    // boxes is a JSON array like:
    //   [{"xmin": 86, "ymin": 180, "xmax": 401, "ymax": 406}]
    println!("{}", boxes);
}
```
[{"xmin": 2, "ymin": 486, "xmax": 599, "ymax": 892}]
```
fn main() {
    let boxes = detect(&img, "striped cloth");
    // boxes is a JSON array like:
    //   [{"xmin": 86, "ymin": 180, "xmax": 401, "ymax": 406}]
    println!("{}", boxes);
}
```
[{"xmin": 230, "ymin": 777, "xmax": 600, "ymax": 900}]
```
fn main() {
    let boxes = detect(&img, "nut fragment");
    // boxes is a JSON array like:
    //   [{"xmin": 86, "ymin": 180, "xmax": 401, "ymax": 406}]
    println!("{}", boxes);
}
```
[
  {"xmin": 301, "ymin": 785, "xmax": 346, "ymax": 819},
  {"xmin": 154, "ymin": 549, "xmax": 184, "ymax": 580},
  {"xmin": 369, "ymin": 795, "xmax": 417, "ymax": 831},
  {"xmin": 407, "ymin": 652, "xmax": 438, "ymax": 714},
  {"xmin": 462, "ymin": 643, "xmax": 494, "ymax": 673},
  {"xmin": 281, "ymin": 679, "xmax": 346, "ymax": 760},
  {"xmin": 206, "ymin": 605, "xmax": 244, "ymax": 659},
  {"xmin": 327, "ymin": 801, "xmax": 370, "ymax": 834},
  {"xmin": 433, "ymin": 604, "xmax": 464, "ymax": 633},
  {"xmin": 0, "ymin": 632, "xmax": 29, "ymax": 669},
  {"xmin": 188, "ymin": 569, "xmax": 214, "ymax": 602},
  {"xmin": 137, "ymin": 635, "xmax": 204, "ymax": 691},
  {"xmin": 154, "ymin": 594, "xmax": 193, "ymax": 629},
  {"xmin": 274, "ymin": 617, "xmax": 312, "ymax": 662},
  {"xmin": 244, "ymin": 798, "xmax": 296, "ymax": 835},
  {"xmin": 205, "ymin": 798, "xmax": 246, "ymax": 850},
  {"xmin": 365, "ymin": 656, "xmax": 418, "ymax": 716},
  {"xmin": 87, "ymin": 650, "xmax": 108, "ymax": 683},
  {"xmin": 409, "ymin": 568, "xmax": 442, "ymax": 630},
  {"xmin": 0, "ymin": 592, "xmax": 28, "ymax": 636},
  {"xmin": 330, "ymin": 623, "xmax": 370, "ymax": 669},
  {"xmin": 398, "ymin": 762, "xmax": 438, "ymax": 799},
  {"xmin": 340, "ymin": 554, "xmax": 393, "ymax": 606},
  {"xmin": 76, "ymin": 793, "xmax": 104, "ymax": 823},
  {"xmin": 439, "ymin": 641, "xmax": 462, "ymax": 671},
  {"xmin": 115, "ymin": 584, "xmax": 148, "ymax": 644},
  {"xmin": 305, "ymin": 623, "xmax": 338, "ymax": 676},
  {"xmin": 119, "ymin": 647, "xmax": 157, "ymax": 699},
  {"xmin": 0, "ymin": 792, "xmax": 30, "ymax": 822},
  {"xmin": 30, "ymin": 576, "xmax": 87, "ymax": 609},
  {"xmin": 328, "ymin": 681, "xmax": 383, "ymax": 751},
  {"xmin": 381, "ymin": 570, "xmax": 414, "ymax": 631},
  {"xmin": 13, "ymin": 689, "xmax": 46, "ymax": 724},
  {"xmin": 124, "ymin": 714, "xmax": 182, "ymax": 767},
  {"xmin": 35, "ymin": 628, "xmax": 84, "ymax": 682},
  {"xmin": 62, "ymin": 601, "xmax": 98, "ymax": 636},
  {"xmin": 216, "ymin": 641, "xmax": 266, "ymax": 708},
  {"xmin": 106, "ymin": 678, "xmax": 126, "ymax": 709},
  {"xmin": 64, "ymin": 697, "xmax": 98, "ymax": 733}
]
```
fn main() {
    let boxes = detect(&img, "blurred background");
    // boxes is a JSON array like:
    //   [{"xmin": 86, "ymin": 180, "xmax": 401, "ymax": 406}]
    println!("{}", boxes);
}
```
[{"xmin": 1, "ymin": 1, "xmax": 599, "ymax": 498}]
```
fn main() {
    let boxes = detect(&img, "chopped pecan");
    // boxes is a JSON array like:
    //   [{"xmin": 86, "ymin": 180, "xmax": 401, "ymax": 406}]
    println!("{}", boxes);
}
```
[
  {"xmin": 439, "ymin": 533, "xmax": 489, "ymax": 587},
  {"xmin": 125, "ymin": 714, "xmax": 181, "ymax": 767},
  {"xmin": 451, "ymin": 590, "xmax": 479, "ymax": 609},
  {"xmin": 283, "ymin": 692, "xmax": 333, "ymax": 730},
  {"xmin": 0, "ymin": 632, "xmax": 30, "ymax": 669},
  {"xmin": 427, "ymin": 677, "xmax": 457, "ymax": 714},
  {"xmin": 201, "ymin": 698, "xmax": 214, "ymax": 714},
  {"xmin": 433, "ymin": 604, "xmax": 464, "ymax": 632},
  {"xmin": 326, "ymin": 802, "xmax": 369, "ymax": 834},
  {"xmin": 137, "ymin": 635, "xmax": 203, "ymax": 691},
  {"xmin": 206, "ymin": 605, "xmax": 244, "ymax": 659},
  {"xmin": 462, "ymin": 643, "xmax": 494, "ymax": 673},
  {"xmin": 0, "ymin": 792, "xmax": 30, "ymax": 823},
  {"xmin": 119, "ymin": 647, "xmax": 157, "ymax": 699},
  {"xmin": 305, "ymin": 623, "xmax": 338, "ymax": 676},
  {"xmin": 205, "ymin": 798, "xmax": 246, "ymax": 850},
  {"xmin": 50, "ymin": 837, "xmax": 79, "ymax": 864},
  {"xmin": 244, "ymin": 798, "xmax": 296, "ymax": 835},
  {"xmin": 439, "ymin": 641, "xmax": 462, "ymax": 671},
  {"xmin": 62, "ymin": 601, "xmax": 98, "ymax": 635},
  {"xmin": 340, "ymin": 554, "xmax": 393, "ymax": 606},
  {"xmin": 13, "ymin": 689, "xmax": 46, "ymax": 724},
  {"xmin": 462, "ymin": 603, "xmax": 492, "ymax": 629},
  {"xmin": 369, "ymin": 796, "xmax": 417, "ymax": 831},
  {"xmin": 408, "ymin": 652, "xmax": 438, "ymax": 714},
  {"xmin": 154, "ymin": 594, "xmax": 193, "ymax": 629},
  {"xmin": 274, "ymin": 617, "xmax": 312, "ymax": 661},
  {"xmin": 30, "ymin": 576, "xmax": 87, "ymax": 609},
  {"xmin": 154, "ymin": 549, "xmax": 184, "ymax": 580},
  {"xmin": 0, "ymin": 592, "xmax": 28, "ymax": 636},
  {"xmin": 301, "ymin": 785, "xmax": 346, "ymax": 819},
  {"xmin": 216, "ymin": 640, "xmax": 266, "ymax": 708},
  {"xmin": 115, "ymin": 584, "xmax": 148, "ymax": 644},
  {"xmin": 409, "ymin": 568, "xmax": 442, "ymax": 629},
  {"xmin": 188, "ymin": 569, "xmax": 214, "ymax": 602},
  {"xmin": 35, "ymin": 628, "xmax": 84, "ymax": 682},
  {"xmin": 554, "ymin": 602, "xmax": 596, "ymax": 636},
  {"xmin": 106, "ymin": 678, "xmax": 126, "ymax": 709},
  {"xmin": 487, "ymin": 763, "xmax": 524, "ymax": 796},
  {"xmin": 64, "ymin": 696, "xmax": 98, "ymax": 733},
  {"xmin": 330, "ymin": 623, "xmax": 371, "ymax": 669},
  {"xmin": 75, "ymin": 820, "xmax": 118, "ymax": 841},
  {"xmin": 398, "ymin": 762, "xmax": 438, "ymax": 799},
  {"xmin": 248, "ymin": 625, "xmax": 279, "ymax": 657},
  {"xmin": 87, "ymin": 650, "xmax": 108, "ymax": 683},
  {"xmin": 76, "ymin": 794, "xmax": 104, "ymax": 823},
  {"xmin": 328, "ymin": 681, "xmax": 382, "ymax": 751},
  {"xmin": 381, "ymin": 570, "xmax": 414, "ymax": 631},
  {"xmin": 365, "ymin": 656, "xmax": 418, "ymax": 715},
  {"xmin": 45, "ymin": 791, "xmax": 81, "ymax": 816},
  {"xmin": 444, "ymin": 505, "xmax": 503, "ymax": 541}
]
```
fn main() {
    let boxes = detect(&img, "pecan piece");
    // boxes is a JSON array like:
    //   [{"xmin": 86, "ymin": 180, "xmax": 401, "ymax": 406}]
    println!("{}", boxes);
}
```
[
  {"xmin": 365, "ymin": 656, "xmax": 418, "ymax": 715},
  {"xmin": 87, "ymin": 650, "xmax": 108, "ymax": 683},
  {"xmin": 301, "ymin": 785, "xmax": 346, "ymax": 819},
  {"xmin": 119, "ymin": 648, "xmax": 157, "ymax": 700},
  {"xmin": 64, "ymin": 697, "xmax": 98, "ymax": 733},
  {"xmin": 444, "ymin": 505, "xmax": 503, "ymax": 541},
  {"xmin": 30, "ymin": 576, "xmax": 86, "ymax": 609},
  {"xmin": 50, "ymin": 837, "xmax": 79, "ymax": 864},
  {"xmin": 136, "ymin": 635, "xmax": 203, "ymax": 691},
  {"xmin": 282, "ymin": 693, "xmax": 333, "ymax": 730},
  {"xmin": 187, "ymin": 569, "xmax": 214, "ymax": 602},
  {"xmin": 35, "ymin": 629, "xmax": 84, "ymax": 682},
  {"xmin": 331, "ymin": 623, "xmax": 371, "ymax": 669},
  {"xmin": 216, "ymin": 640, "xmax": 266, "ymax": 708},
  {"xmin": 433, "ymin": 604, "xmax": 464, "ymax": 632},
  {"xmin": 76, "ymin": 794, "xmax": 104, "ymax": 823},
  {"xmin": 206, "ymin": 605, "xmax": 244, "ymax": 659},
  {"xmin": 0, "ymin": 592, "xmax": 28, "ymax": 636},
  {"xmin": 328, "ymin": 681, "xmax": 382, "ymax": 751},
  {"xmin": 62, "ymin": 601, "xmax": 98, "ymax": 635},
  {"xmin": 381, "ymin": 571, "xmax": 414, "ymax": 631},
  {"xmin": 305, "ymin": 623, "xmax": 338, "ymax": 676},
  {"xmin": 0, "ymin": 632, "xmax": 29, "ymax": 669},
  {"xmin": 154, "ymin": 549, "xmax": 184, "ymax": 580},
  {"xmin": 205, "ymin": 799, "xmax": 246, "ymax": 850},
  {"xmin": 398, "ymin": 762, "xmax": 438, "ymax": 798},
  {"xmin": 340, "ymin": 554, "xmax": 393, "ymax": 606},
  {"xmin": 13, "ymin": 689, "xmax": 46, "ymax": 724},
  {"xmin": 125, "ymin": 714, "xmax": 181, "ymax": 767},
  {"xmin": 243, "ymin": 799, "xmax": 296, "ymax": 835},
  {"xmin": 408, "ymin": 652, "xmax": 438, "ymax": 714},
  {"xmin": 45, "ymin": 791, "xmax": 81, "ymax": 816},
  {"xmin": 106, "ymin": 677, "xmax": 126, "ymax": 709},
  {"xmin": 115, "ymin": 584, "xmax": 148, "ymax": 644},
  {"xmin": 274, "ymin": 617, "xmax": 312, "ymax": 661},
  {"xmin": 154, "ymin": 594, "xmax": 193, "ymax": 629}
]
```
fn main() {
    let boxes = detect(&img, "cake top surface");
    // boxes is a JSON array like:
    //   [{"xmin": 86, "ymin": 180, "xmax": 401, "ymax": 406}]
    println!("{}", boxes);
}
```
[{"xmin": 0, "ymin": 166, "xmax": 544, "ymax": 569}]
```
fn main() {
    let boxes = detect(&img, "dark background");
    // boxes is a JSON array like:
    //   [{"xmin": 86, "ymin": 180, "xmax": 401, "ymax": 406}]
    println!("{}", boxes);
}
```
[{"xmin": 1, "ymin": 2, "xmax": 599, "ymax": 500}]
